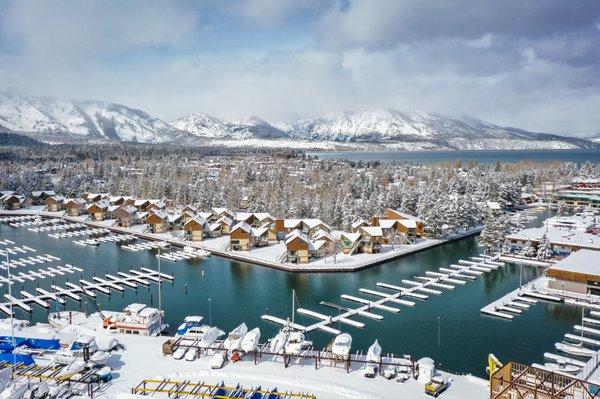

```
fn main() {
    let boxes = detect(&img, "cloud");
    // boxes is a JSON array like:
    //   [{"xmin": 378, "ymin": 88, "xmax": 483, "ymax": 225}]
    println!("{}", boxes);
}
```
[{"xmin": 1, "ymin": 0, "xmax": 599, "ymax": 135}]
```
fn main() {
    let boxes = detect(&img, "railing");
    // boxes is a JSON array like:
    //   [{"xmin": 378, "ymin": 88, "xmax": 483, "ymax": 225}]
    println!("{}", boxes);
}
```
[{"xmin": 490, "ymin": 361, "xmax": 600, "ymax": 399}]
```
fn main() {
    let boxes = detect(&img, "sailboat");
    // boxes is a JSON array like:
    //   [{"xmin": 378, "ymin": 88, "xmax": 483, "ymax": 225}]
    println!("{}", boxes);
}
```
[
  {"xmin": 223, "ymin": 323, "xmax": 248, "ymax": 351},
  {"xmin": 241, "ymin": 328, "xmax": 261, "ymax": 353},
  {"xmin": 555, "ymin": 342, "xmax": 596, "ymax": 358},
  {"xmin": 198, "ymin": 326, "xmax": 224, "ymax": 348},
  {"xmin": 269, "ymin": 330, "xmax": 288, "ymax": 353},
  {"xmin": 367, "ymin": 340, "xmax": 382, "ymax": 363}
]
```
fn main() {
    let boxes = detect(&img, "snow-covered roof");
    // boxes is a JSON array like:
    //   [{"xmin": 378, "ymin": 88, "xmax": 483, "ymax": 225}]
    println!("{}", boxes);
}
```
[
  {"xmin": 340, "ymin": 232, "xmax": 362, "ymax": 244},
  {"xmin": 254, "ymin": 212, "xmax": 273, "ymax": 222},
  {"xmin": 303, "ymin": 219, "xmax": 329, "ymax": 230},
  {"xmin": 549, "ymin": 249, "xmax": 600, "ymax": 276},
  {"xmin": 351, "ymin": 219, "xmax": 369, "ymax": 229},
  {"xmin": 87, "ymin": 199, "xmax": 109, "ymax": 210},
  {"xmin": 231, "ymin": 221, "xmax": 252, "ymax": 234},
  {"xmin": 124, "ymin": 303, "xmax": 147, "ymax": 314},
  {"xmin": 31, "ymin": 190, "xmax": 56, "ymax": 197},
  {"xmin": 208, "ymin": 222, "xmax": 221, "ymax": 231},
  {"xmin": 134, "ymin": 199, "xmax": 150, "ymax": 206},
  {"xmin": 311, "ymin": 240, "xmax": 326, "ymax": 251},
  {"xmin": 386, "ymin": 209, "xmax": 424, "ymax": 223},
  {"xmin": 507, "ymin": 227, "xmax": 600, "ymax": 250},
  {"xmin": 397, "ymin": 219, "xmax": 417, "ymax": 229},
  {"xmin": 313, "ymin": 229, "xmax": 334, "ymax": 242},
  {"xmin": 217, "ymin": 215, "xmax": 233, "ymax": 225},
  {"xmin": 167, "ymin": 213, "xmax": 183, "ymax": 223},
  {"xmin": 212, "ymin": 207, "xmax": 232, "ymax": 216},
  {"xmin": 148, "ymin": 209, "xmax": 169, "ymax": 220},
  {"xmin": 251, "ymin": 227, "xmax": 268, "ymax": 237},
  {"xmin": 378, "ymin": 219, "xmax": 398, "ymax": 229},
  {"xmin": 285, "ymin": 230, "xmax": 310, "ymax": 245},
  {"xmin": 185, "ymin": 215, "xmax": 206, "ymax": 226},
  {"xmin": 284, "ymin": 219, "xmax": 303, "ymax": 229},
  {"xmin": 361, "ymin": 226, "xmax": 383, "ymax": 237},
  {"xmin": 117, "ymin": 205, "xmax": 137, "ymax": 215},
  {"xmin": 197, "ymin": 212, "xmax": 213, "ymax": 220},
  {"xmin": 107, "ymin": 205, "xmax": 120, "ymax": 212},
  {"xmin": 235, "ymin": 212, "xmax": 254, "ymax": 222},
  {"xmin": 65, "ymin": 198, "xmax": 87, "ymax": 205}
]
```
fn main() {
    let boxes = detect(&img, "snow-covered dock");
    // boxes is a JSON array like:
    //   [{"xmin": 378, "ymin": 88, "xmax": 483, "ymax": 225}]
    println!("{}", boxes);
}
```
[
  {"xmin": 263, "ymin": 255, "xmax": 504, "ymax": 335},
  {"xmin": 0, "ymin": 267, "xmax": 173, "ymax": 315}
]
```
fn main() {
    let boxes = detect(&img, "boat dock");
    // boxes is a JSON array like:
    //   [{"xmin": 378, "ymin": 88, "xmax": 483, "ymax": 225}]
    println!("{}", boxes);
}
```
[
  {"xmin": 73, "ymin": 233, "xmax": 137, "ymax": 247},
  {"xmin": 262, "ymin": 254, "xmax": 505, "ymax": 335},
  {"xmin": 0, "ymin": 267, "xmax": 173, "ymax": 315}
]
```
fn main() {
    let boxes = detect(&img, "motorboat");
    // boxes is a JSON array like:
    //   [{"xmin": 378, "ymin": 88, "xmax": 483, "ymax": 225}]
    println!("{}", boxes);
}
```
[
  {"xmin": 52, "ymin": 335, "xmax": 111, "ymax": 366},
  {"xmin": 183, "ymin": 325, "xmax": 210, "ymax": 340},
  {"xmin": 184, "ymin": 347, "xmax": 199, "ymax": 361},
  {"xmin": 223, "ymin": 323, "xmax": 248, "ymax": 351},
  {"xmin": 211, "ymin": 352, "xmax": 226, "ymax": 369},
  {"xmin": 284, "ymin": 331, "xmax": 311, "ymax": 355},
  {"xmin": 542, "ymin": 362, "xmax": 581, "ymax": 374},
  {"xmin": 48, "ymin": 311, "xmax": 87, "ymax": 329},
  {"xmin": 367, "ymin": 339, "xmax": 382, "ymax": 363},
  {"xmin": 555, "ymin": 342, "xmax": 597, "ymax": 358},
  {"xmin": 332, "ymin": 333, "xmax": 352, "ymax": 357},
  {"xmin": 176, "ymin": 316, "xmax": 204, "ymax": 337},
  {"xmin": 198, "ymin": 326, "xmax": 223, "ymax": 348},
  {"xmin": 241, "ymin": 327, "xmax": 261, "ymax": 353},
  {"xmin": 269, "ymin": 331, "xmax": 288, "ymax": 353},
  {"xmin": 172, "ymin": 347, "xmax": 187, "ymax": 360}
]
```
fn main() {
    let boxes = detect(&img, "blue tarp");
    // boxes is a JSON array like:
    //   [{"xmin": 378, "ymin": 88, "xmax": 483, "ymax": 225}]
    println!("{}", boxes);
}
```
[
  {"xmin": 0, "ymin": 352, "xmax": 34, "ymax": 366},
  {"xmin": 0, "ymin": 336, "xmax": 59, "ymax": 352}
]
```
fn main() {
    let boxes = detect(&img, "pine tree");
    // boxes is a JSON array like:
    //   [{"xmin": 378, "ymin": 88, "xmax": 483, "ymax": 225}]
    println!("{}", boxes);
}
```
[{"xmin": 536, "ymin": 234, "xmax": 554, "ymax": 260}]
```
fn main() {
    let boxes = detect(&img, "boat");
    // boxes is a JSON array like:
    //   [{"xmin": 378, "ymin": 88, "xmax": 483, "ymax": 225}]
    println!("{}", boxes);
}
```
[
  {"xmin": 540, "ymin": 362, "xmax": 581, "ymax": 374},
  {"xmin": 332, "ymin": 333, "xmax": 352, "ymax": 357},
  {"xmin": 363, "ymin": 363, "xmax": 377, "ymax": 378},
  {"xmin": 198, "ymin": 326, "xmax": 223, "ymax": 348},
  {"xmin": 269, "ymin": 331, "xmax": 288, "ymax": 353},
  {"xmin": 241, "ymin": 327, "xmax": 261, "ymax": 353},
  {"xmin": 223, "ymin": 323, "xmax": 248, "ymax": 351},
  {"xmin": 183, "ymin": 325, "xmax": 210, "ymax": 339},
  {"xmin": 102, "ymin": 303, "xmax": 166, "ymax": 336},
  {"xmin": 284, "ymin": 331, "xmax": 311, "ymax": 355},
  {"xmin": 176, "ymin": 316, "xmax": 204, "ymax": 336},
  {"xmin": 48, "ymin": 311, "xmax": 88, "ymax": 329},
  {"xmin": 184, "ymin": 347, "xmax": 199, "ymax": 361},
  {"xmin": 52, "ymin": 335, "xmax": 111, "ymax": 366},
  {"xmin": 172, "ymin": 347, "xmax": 187, "ymax": 360},
  {"xmin": 210, "ymin": 352, "xmax": 226, "ymax": 369},
  {"xmin": 555, "ymin": 342, "xmax": 597, "ymax": 358},
  {"xmin": 367, "ymin": 339, "xmax": 382, "ymax": 363}
]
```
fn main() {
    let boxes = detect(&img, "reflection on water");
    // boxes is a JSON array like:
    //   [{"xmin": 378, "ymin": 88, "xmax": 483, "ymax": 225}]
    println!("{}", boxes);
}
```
[{"xmin": 0, "ymin": 224, "xmax": 580, "ymax": 377}]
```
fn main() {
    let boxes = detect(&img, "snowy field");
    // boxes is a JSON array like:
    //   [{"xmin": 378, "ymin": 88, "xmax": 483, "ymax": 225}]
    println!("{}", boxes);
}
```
[{"xmin": 105, "ymin": 334, "xmax": 488, "ymax": 399}]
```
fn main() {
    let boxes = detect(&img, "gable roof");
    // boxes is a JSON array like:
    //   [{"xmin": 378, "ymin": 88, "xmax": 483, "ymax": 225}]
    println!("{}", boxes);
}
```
[
  {"xmin": 231, "ymin": 221, "xmax": 252, "ymax": 235},
  {"xmin": 360, "ymin": 226, "xmax": 383, "ymax": 237},
  {"xmin": 340, "ymin": 232, "xmax": 362, "ymax": 244}
]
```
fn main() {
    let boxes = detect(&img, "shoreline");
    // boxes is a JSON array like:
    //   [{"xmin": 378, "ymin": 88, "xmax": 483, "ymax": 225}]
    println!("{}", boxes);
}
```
[{"xmin": 0, "ymin": 209, "xmax": 481, "ymax": 273}]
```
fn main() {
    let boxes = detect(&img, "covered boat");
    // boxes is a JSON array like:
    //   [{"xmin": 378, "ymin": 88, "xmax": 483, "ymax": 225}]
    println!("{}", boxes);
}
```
[
  {"xmin": 241, "ymin": 328, "xmax": 261, "ymax": 353},
  {"xmin": 223, "ymin": 323, "xmax": 248, "ymax": 351},
  {"xmin": 367, "ymin": 339, "xmax": 382, "ymax": 363},
  {"xmin": 332, "ymin": 333, "xmax": 352, "ymax": 357}
]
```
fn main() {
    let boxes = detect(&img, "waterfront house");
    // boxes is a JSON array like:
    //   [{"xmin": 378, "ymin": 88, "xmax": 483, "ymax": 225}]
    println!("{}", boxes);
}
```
[
  {"xmin": 64, "ymin": 198, "xmax": 87, "ymax": 216},
  {"xmin": 303, "ymin": 219, "xmax": 331, "ymax": 236},
  {"xmin": 360, "ymin": 226, "xmax": 383, "ymax": 254},
  {"xmin": 284, "ymin": 219, "xmax": 303, "ymax": 234},
  {"xmin": 167, "ymin": 213, "xmax": 184, "ymax": 230},
  {"xmin": 351, "ymin": 219, "xmax": 370, "ymax": 233},
  {"xmin": 3, "ymin": 194, "xmax": 26, "ymax": 210},
  {"xmin": 146, "ymin": 210, "xmax": 169, "ymax": 233},
  {"xmin": 285, "ymin": 230, "xmax": 311, "ymax": 264},
  {"xmin": 216, "ymin": 215, "xmax": 234, "ymax": 235},
  {"xmin": 229, "ymin": 222, "xmax": 253, "ymax": 251},
  {"xmin": 212, "ymin": 207, "xmax": 234, "ymax": 220},
  {"xmin": 108, "ymin": 196, "xmax": 125, "ymax": 206},
  {"xmin": 252, "ymin": 227, "xmax": 269, "ymax": 247},
  {"xmin": 254, "ymin": 213, "xmax": 275, "ymax": 228},
  {"xmin": 372, "ymin": 219, "xmax": 401, "ymax": 244},
  {"xmin": 310, "ymin": 240, "xmax": 327, "ymax": 259},
  {"xmin": 547, "ymin": 250, "xmax": 600, "ymax": 294},
  {"xmin": 312, "ymin": 229, "xmax": 336, "ymax": 253},
  {"xmin": 114, "ymin": 205, "xmax": 138, "ymax": 227},
  {"xmin": 184, "ymin": 216, "xmax": 207, "ymax": 241},
  {"xmin": 146, "ymin": 200, "xmax": 167, "ymax": 212},
  {"xmin": 235, "ymin": 212, "xmax": 257, "ymax": 226},
  {"xmin": 182, "ymin": 209, "xmax": 197, "ymax": 224},
  {"xmin": 31, "ymin": 190, "xmax": 56, "ymax": 205},
  {"xmin": 340, "ymin": 232, "xmax": 362, "ymax": 254},
  {"xmin": 44, "ymin": 195, "xmax": 65, "ymax": 212},
  {"xmin": 133, "ymin": 199, "xmax": 151, "ymax": 212},
  {"xmin": 87, "ymin": 200, "xmax": 109, "ymax": 221},
  {"xmin": 207, "ymin": 222, "xmax": 222, "ymax": 238},
  {"xmin": 382, "ymin": 209, "xmax": 424, "ymax": 238},
  {"xmin": 267, "ymin": 219, "xmax": 286, "ymax": 241},
  {"xmin": 507, "ymin": 227, "xmax": 600, "ymax": 257},
  {"xmin": 82, "ymin": 192, "xmax": 105, "ymax": 203}
]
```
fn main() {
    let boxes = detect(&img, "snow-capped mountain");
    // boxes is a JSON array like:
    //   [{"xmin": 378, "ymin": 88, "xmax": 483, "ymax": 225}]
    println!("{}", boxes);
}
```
[
  {"xmin": 275, "ymin": 109, "xmax": 595, "ymax": 148},
  {"xmin": 1, "ymin": 90, "xmax": 597, "ymax": 150},
  {"xmin": 171, "ymin": 114, "xmax": 286, "ymax": 140},
  {"xmin": 0, "ymin": 91, "xmax": 189, "ymax": 143}
]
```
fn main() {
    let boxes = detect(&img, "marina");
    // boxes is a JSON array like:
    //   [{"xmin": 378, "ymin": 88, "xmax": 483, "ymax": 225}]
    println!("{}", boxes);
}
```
[{"xmin": 0, "ymin": 218, "xmax": 574, "ymax": 379}]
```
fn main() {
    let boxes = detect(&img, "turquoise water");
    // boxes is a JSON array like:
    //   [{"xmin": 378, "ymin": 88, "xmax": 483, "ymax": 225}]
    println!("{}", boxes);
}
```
[
  {"xmin": 308, "ymin": 149, "xmax": 600, "ymax": 164},
  {"xmin": 0, "ymin": 224, "xmax": 581, "ymax": 377}
]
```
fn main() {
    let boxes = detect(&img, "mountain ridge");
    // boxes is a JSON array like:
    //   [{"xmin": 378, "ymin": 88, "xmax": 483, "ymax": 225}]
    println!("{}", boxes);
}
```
[{"xmin": 0, "ymin": 91, "xmax": 597, "ymax": 150}]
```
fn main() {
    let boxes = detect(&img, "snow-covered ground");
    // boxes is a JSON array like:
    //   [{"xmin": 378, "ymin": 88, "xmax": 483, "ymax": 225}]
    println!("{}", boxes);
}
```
[{"xmin": 104, "ymin": 334, "xmax": 488, "ymax": 399}]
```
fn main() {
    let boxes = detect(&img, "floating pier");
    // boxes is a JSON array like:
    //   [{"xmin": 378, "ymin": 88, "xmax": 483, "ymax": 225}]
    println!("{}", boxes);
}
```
[
  {"xmin": 0, "ymin": 267, "xmax": 173, "ymax": 315},
  {"xmin": 263, "ymin": 254, "xmax": 504, "ymax": 335}
]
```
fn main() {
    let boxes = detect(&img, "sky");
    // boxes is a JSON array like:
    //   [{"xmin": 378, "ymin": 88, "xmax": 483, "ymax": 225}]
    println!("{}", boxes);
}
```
[{"xmin": 0, "ymin": 0, "xmax": 599, "ymax": 136}]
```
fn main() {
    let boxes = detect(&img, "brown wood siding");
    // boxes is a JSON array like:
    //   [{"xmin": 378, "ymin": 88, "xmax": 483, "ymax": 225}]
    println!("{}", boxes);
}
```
[{"xmin": 286, "ymin": 237, "xmax": 309, "ymax": 251}]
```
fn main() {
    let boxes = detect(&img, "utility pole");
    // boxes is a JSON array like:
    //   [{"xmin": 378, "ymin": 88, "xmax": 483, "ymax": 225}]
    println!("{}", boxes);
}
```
[
  {"xmin": 437, "ymin": 316, "xmax": 441, "ymax": 348},
  {"xmin": 157, "ymin": 247, "xmax": 162, "ymax": 330},
  {"xmin": 6, "ymin": 252, "xmax": 15, "ymax": 373}
]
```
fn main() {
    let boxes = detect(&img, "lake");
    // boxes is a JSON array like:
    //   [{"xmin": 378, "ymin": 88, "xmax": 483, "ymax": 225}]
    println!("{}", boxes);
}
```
[
  {"xmin": 0, "ymin": 221, "xmax": 581, "ymax": 378},
  {"xmin": 307, "ymin": 149, "xmax": 600, "ymax": 164}
]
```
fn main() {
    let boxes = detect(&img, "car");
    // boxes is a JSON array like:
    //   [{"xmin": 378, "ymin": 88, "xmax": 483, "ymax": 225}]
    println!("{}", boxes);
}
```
[
  {"xmin": 425, "ymin": 376, "xmax": 450, "ymax": 397},
  {"xmin": 210, "ymin": 352, "xmax": 226, "ymax": 369}
]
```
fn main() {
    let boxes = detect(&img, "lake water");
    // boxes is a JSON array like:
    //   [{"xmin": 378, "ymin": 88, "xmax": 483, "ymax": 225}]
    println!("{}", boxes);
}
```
[
  {"xmin": 308, "ymin": 149, "xmax": 600, "ymax": 164},
  {"xmin": 0, "ymin": 222, "xmax": 581, "ymax": 378}
]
